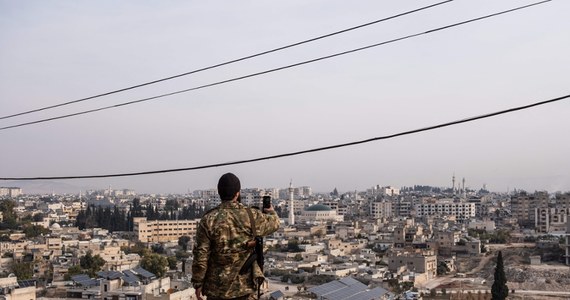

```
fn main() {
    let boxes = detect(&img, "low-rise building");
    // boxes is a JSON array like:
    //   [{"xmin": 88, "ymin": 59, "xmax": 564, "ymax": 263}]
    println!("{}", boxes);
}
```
[
  {"xmin": 0, "ymin": 277, "xmax": 36, "ymax": 300},
  {"xmin": 133, "ymin": 217, "xmax": 199, "ymax": 243},
  {"xmin": 388, "ymin": 250, "xmax": 437, "ymax": 280}
]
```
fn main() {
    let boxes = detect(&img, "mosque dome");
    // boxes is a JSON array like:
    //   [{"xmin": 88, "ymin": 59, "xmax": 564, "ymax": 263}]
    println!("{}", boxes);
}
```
[
  {"xmin": 51, "ymin": 223, "xmax": 61, "ymax": 229},
  {"xmin": 305, "ymin": 204, "xmax": 333, "ymax": 211}
]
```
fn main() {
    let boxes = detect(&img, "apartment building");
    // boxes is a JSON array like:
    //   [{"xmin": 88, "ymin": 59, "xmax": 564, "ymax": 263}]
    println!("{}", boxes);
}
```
[
  {"xmin": 393, "ymin": 199, "xmax": 413, "ymax": 217},
  {"xmin": 415, "ymin": 202, "xmax": 476, "ymax": 220},
  {"xmin": 393, "ymin": 224, "xmax": 424, "ymax": 248},
  {"xmin": 511, "ymin": 191, "xmax": 549, "ymax": 227},
  {"xmin": 133, "ymin": 217, "xmax": 199, "ymax": 243},
  {"xmin": 0, "ymin": 187, "xmax": 22, "ymax": 198},
  {"xmin": 370, "ymin": 200, "xmax": 392, "ymax": 219},
  {"xmin": 535, "ymin": 207, "xmax": 570, "ymax": 233}
]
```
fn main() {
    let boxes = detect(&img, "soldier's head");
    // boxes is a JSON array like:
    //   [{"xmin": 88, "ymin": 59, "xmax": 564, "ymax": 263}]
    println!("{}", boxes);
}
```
[{"xmin": 217, "ymin": 172, "xmax": 241, "ymax": 201}]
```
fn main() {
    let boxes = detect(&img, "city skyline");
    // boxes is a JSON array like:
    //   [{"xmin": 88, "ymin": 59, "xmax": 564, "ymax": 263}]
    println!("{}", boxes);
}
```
[
  {"xmin": 1, "ymin": 1, "xmax": 569, "ymax": 194},
  {"xmin": 1, "ymin": 175, "xmax": 565, "ymax": 196}
]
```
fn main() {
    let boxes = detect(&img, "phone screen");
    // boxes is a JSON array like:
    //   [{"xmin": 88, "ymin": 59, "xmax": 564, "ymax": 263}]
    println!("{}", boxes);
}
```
[{"xmin": 262, "ymin": 196, "xmax": 271, "ymax": 209}]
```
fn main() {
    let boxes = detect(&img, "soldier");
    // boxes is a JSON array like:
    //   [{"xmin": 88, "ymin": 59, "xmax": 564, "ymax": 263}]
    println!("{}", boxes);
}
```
[{"xmin": 192, "ymin": 173, "xmax": 280, "ymax": 300}]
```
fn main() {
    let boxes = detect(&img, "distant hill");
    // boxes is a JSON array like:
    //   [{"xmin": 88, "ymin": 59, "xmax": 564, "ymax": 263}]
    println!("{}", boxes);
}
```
[{"xmin": 1, "ymin": 180, "xmax": 92, "ymax": 195}]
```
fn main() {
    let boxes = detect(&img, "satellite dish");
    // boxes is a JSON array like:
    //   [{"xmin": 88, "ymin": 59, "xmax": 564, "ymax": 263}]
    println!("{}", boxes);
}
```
[{"xmin": 8, "ymin": 273, "xmax": 15, "ymax": 277}]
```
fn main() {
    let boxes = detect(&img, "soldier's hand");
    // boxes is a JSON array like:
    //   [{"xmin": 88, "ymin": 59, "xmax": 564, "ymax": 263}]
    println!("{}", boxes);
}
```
[{"xmin": 263, "ymin": 207, "xmax": 275, "ymax": 214}]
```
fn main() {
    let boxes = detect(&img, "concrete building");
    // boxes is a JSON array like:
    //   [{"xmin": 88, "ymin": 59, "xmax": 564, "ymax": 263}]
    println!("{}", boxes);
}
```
[
  {"xmin": 468, "ymin": 219, "xmax": 496, "ymax": 232},
  {"xmin": 0, "ymin": 187, "xmax": 22, "ymax": 198},
  {"xmin": 296, "ymin": 204, "xmax": 343, "ymax": 224},
  {"xmin": 415, "ymin": 202, "xmax": 476, "ymax": 221},
  {"xmin": 133, "ymin": 217, "xmax": 199, "ymax": 243},
  {"xmin": 564, "ymin": 222, "xmax": 570, "ymax": 266},
  {"xmin": 511, "ymin": 191, "xmax": 549, "ymax": 227},
  {"xmin": 388, "ymin": 250, "xmax": 437, "ymax": 280},
  {"xmin": 393, "ymin": 199, "xmax": 413, "ymax": 217},
  {"xmin": 0, "ymin": 277, "xmax": 36, "ymax": 300},
  {"xmin": 535, "ymin": 207, "xmax": 570, "ymax": 233},
  {"xmin": 370, "ymin": 200, "xmax": 392, "ymax": 219}
]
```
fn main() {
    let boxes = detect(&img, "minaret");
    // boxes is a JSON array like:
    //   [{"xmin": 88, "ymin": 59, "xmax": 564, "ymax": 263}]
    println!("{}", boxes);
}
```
[
  {"xmin": 452, "ymin": 174, "xmax": 456, "ymax": 195},
  {"xmin": 288, "ymin": 180, "xmax": 295, "ymax": 226}
]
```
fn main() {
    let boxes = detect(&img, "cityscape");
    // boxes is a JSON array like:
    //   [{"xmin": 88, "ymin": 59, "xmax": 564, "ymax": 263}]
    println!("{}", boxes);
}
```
[
  {"xmin": 2, "ymin": 1, "xmax": 569, "ymax": 300},
  {"xmin": 0, "ymin": 177, "xmax": 569, "ymax": 300}
]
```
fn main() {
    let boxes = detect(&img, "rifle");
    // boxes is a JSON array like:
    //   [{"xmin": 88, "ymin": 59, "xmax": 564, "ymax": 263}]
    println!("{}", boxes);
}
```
[
  {"xmin": 239, "ymin": 236, "xmax": 263, "ymax": 275},
  {"xmin": 240, "ymin": 205, "xmax": 267, "ymax": 299}
]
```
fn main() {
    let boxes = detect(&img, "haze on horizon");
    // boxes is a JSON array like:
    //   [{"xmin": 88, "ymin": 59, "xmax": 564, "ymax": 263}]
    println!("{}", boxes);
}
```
[{"xmin": 1, "ymin": 1, "xmax": 569, "ymax": 195}]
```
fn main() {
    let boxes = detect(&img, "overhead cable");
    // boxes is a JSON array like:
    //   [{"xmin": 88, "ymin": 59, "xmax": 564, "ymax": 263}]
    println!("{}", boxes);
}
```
[
  {"xmin": 2, "ymin": 93, "xmax": 568, "ymax": 181},
  {"xmin": 0, "ymin": 0, "xmax": 454, "ymax": 121},
  {"xmin": 0, "ymin": 0, "xmax": 551, "ymax": 132}
]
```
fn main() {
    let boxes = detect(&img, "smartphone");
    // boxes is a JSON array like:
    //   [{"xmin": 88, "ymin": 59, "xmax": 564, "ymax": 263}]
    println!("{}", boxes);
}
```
[{"xmin": 262, "ymin": 196, "xmax": 271, "ymax": 209}]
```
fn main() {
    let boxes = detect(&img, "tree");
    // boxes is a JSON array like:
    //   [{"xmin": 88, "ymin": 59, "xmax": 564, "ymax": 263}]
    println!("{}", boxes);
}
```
[
  {"xmin": 23, "ymin": 224, "xmax": 50, "ymax": 238},
  {"xmin": 140, "ymin": 253, "xmax": 168, "ymax": 278},
  {"xmin": 178, "ymin": 235, "xmax": 191, "ymax": 251},
  {"xmin": 151, "ymin": 243, "xmax": 165, "ymax": 254},
  {"xmin": 10, "ymin": 262, "xmax": 33, "ymax": 280},
  {"xmin": 167, "ymin": 256, "xmax": 178, "ymax": 270},
  {"xmin": 437, "ymin": 261, "xmax": 450, "ymax": 276},
  {"xmin": 32, "ymin": 213, "xmax": 45, "ymax": 222},
  {"xmin": 0, "ymin": 200, "xmax": 18, "ymax": 230},
  {"xmin": 287, "ymin": 239, "xmax": 302, "ymax": 252},
  {"xmin": 80, "ymin": 251, "xmax": 106, "ymax": 277},
  {"xmin": 65, "ymin": 265, "xmax": 83, "ymax": 280},
  {"xmin": 491, "ymin": 251, "xmax": 508, "ymax": 300}
]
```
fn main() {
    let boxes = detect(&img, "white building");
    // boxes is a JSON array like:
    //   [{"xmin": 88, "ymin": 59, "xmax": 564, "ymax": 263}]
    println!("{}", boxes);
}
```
[
  {"xmin": 0, "ymin": 187, "xmax": 22, "ymax": 197},
  {"xmin": 415, "ymin": 202, "xmax": 476, "ymax": 220},
  {"xmin": 296, "ymin": 204, "xmax": 343, "ymax": 224}
]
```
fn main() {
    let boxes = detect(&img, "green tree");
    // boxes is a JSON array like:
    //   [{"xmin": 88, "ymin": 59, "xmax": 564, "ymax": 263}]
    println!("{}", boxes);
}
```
[
  {"xmin": 437, "ymin": 261, "xmax": 450, "ymax": 275},
  {"xmin": 80, "ymin": 251, "xmax": 106, "ymax": 277},
  {"xmin": 123, "ymin": 241, "xmax": 151, "ymax": 257},
  {"xmin": 0, "ymin": 200, "xmax": 18, "ymax": 229},
  {"xmin": 10, "ymin": 261, "xmax": 33, "ymax": 280},
  {"xmin": 167, "ymin": 256, "xmax": 178, "ymax": 270},
  {"xmin": 491, "ymin": 251, "xmax": 508, "ymax": 300},
  {"xmin": 32, "ymin": 213, "xmax": 45, "ymax": 222},
  {"xmin": 140, "ymin": 253, "xmax": 168, "ymax": 278},
  {"xmin": 287, "ymin": 239, "xmax": 301, "ymax": 252},
  {"xmin": 23, "ymin": 224, "xmax": 50, "ymax": 238},
  {"xmin": 178, "ymin": 235, "xmax": 191, "ymax": 251},
  {"xmin": 64, "ymin": 265, "xmax": 83, "ymax": 280},
  {"xmin": 175, "ymin": 250, "xmax": 190, "ymax": 260}
]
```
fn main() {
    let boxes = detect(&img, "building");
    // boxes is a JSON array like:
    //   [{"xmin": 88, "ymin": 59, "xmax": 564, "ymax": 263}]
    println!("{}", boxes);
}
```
[
  {"xmin": 415, "ymin": 202, "xmax": 475, "ymax": 221},
  {"xmin": 511, "ymin": 191, "xmax": 549, "ymax": 227},
  {"xmin": 0, "ymin": 277, "xmax": 36, "ymax": 300},
  {"xmin": 370, "ymin": 200, "xmax": 392, "ymax": 219},
  {"xmin": 0, "ymin": 187, "xmax": 22, "ymax": 198},
  {"xmin": 468, "ymin": 219, "xmax": 496, "ymax": 232},
  {"xmin": 133, "ymin": 217, "xmax": 199, "ymax": 243},
  {"xmin": 308, "ymin": 277, "xmax": 390, "ymax": 300},
  {"xmin": 296, "ymin": 204, "xmax": 343, "ymax": 224},
  {"xmin": 388, "ymin": 250, "xmax": 437, "ymax": 280},
  {"xmin": 393, "ymin": 199, "xmax": 413, "ymax": 217},
  {"xmin": 369, "ymin": 185, "xmax": 400, "ymax": 197},
  {"xmin": 535, "ymin": 207, "xmax": 570, "ymax": 233},
  {"xmin": 564, "ymin": 222, "xmax": 570, "ymax": 266}
]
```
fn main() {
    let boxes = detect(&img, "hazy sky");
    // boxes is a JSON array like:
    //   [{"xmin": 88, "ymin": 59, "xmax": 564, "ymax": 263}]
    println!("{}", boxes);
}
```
[{"xmin": 1, "ymin": 0, "xmax": 569, "ymax": 194}]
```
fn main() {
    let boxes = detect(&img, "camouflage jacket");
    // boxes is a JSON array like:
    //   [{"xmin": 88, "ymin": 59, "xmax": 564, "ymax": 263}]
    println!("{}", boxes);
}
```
[{"xmin": 191, "ymin": 201, "xmax": 280, "ymax": 298}]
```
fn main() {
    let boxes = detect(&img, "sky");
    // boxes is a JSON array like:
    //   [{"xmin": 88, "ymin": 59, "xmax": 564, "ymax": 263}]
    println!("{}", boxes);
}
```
[{"xmin": 1, "ymin": 0, "xmax": 569, "ymax": 195}]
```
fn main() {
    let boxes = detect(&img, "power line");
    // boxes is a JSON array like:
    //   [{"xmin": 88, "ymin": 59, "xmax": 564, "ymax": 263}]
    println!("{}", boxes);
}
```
[
  {"xmin": 0, "ymin": 0, "xmax": 551, "ymax": 132},
  {"xmin": 2, "ymin": 93, "xmax": 568, "ymax": 181},
  {"xmin": 0, "ymin": 0, "xmax": 454, "ymax": 121}
]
